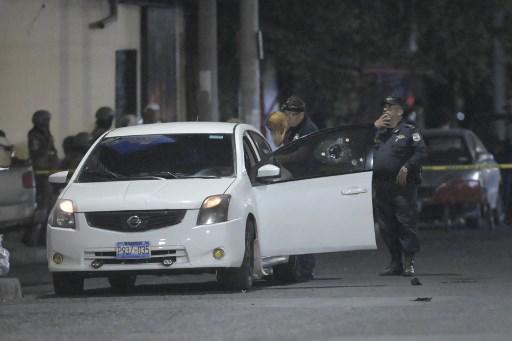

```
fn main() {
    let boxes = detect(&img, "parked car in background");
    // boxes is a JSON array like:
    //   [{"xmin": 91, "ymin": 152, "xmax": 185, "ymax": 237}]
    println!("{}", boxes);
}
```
[
  {"xmin": 0, "ymin": 132, "xmax": 37, "ymax": 233},
  {"xmin": 418, "ymin": 129, "xmax": 503, "ymax": 229},
  {"xmin": 47, "ymin": 122, "xmax": 377, "ymax": 295}
]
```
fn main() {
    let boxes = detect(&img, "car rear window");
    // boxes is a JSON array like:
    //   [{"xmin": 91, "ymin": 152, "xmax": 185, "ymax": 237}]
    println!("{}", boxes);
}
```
[
  {"xmin": 424, "ymin": 135, "xmax": 472, "ymax": 165},
  {"xmin": 77, "ymin": 134, "xmax": 234, "ymax": 182}
]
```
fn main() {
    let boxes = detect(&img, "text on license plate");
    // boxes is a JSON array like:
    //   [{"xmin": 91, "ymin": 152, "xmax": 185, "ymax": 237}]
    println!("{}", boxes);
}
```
[{"xmin": 116, "ymin": 241, "xmax": 151, "ymax": 259}]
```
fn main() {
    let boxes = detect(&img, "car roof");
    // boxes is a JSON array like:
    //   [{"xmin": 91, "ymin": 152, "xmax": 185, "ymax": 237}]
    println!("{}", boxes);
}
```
[{"xmin": 105, "ymin": 122, "xmax": 245, "ymax": 137}]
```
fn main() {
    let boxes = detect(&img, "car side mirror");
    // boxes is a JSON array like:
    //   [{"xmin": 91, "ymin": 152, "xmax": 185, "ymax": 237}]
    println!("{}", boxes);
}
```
[
  {"xmin": 49, "ymin": 170, "xmax": 69, "ymax": 184},
  {"xmin": 256, "ymin": 164, "xmax": 281, "ymax": 179},
  {"xmin": 477, "ymin": 152, "xmax": 494, "ymax": 162}
]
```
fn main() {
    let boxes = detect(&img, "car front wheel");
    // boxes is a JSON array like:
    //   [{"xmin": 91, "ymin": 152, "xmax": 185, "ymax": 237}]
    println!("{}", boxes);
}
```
[{"xmin": 217, "ymin": 219, "xmax": 255, "ymax": 291}]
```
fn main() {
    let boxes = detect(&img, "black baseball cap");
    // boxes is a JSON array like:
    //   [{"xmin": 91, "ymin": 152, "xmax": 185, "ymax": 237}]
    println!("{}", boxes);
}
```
[
  {"xmin": 382, "ymin": 96, "xmax": 404, "ymax": 107},
  {"xmin": 281, "ymin": 95, "xmax": 305, "ymax": 113}
]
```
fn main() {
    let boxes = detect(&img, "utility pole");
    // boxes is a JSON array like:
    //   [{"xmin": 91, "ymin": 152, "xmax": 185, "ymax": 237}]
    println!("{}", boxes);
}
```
[
  {"xmin": 493, "ymin": 7, "xmax": 506, "ymax": 139},
  {"xmin": 239, "ymin": 0, "xmax": 260, "ymax": 129},
  {"xmin": 198, "ymin": 0, "xmax": 219, "ymax": 121}
]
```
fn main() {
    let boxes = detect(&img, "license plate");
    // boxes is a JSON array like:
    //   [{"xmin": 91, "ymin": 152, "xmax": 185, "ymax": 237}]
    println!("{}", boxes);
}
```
[{"xmin": 115, "ymin": 241, "xmax": 151, "ymax": 259}]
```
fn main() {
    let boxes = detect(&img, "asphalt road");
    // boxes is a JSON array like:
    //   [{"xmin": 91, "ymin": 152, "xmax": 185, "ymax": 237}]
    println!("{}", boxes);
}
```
[{"xmin": 1, "ymin": 226, "xmax": 512, "ymax": 341}]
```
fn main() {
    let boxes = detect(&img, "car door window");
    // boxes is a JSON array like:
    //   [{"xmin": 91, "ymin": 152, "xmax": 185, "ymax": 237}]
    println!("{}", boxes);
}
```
[
  {"xmin": 259, "ymin": 126, "xmax": 374, "ymax": 183},
  {"xmin": 248, "ymin": 131, "xmax": 272, "ymax": 160}
]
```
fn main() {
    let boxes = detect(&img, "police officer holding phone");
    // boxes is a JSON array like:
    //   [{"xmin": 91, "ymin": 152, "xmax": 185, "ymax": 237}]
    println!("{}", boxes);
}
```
[{"xmin": 373, "ymin": 96, "xmax": 427, "ymax": 276}]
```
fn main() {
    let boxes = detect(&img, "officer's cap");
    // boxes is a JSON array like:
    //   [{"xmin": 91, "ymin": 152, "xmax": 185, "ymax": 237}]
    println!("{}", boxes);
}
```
[
  {"xmin": 382, "ymin": 96, "xmax": 404, "ymax": 107},
  {"xmin": 281, "ymin": 95, "xmax": 305, "ymax": 113}
]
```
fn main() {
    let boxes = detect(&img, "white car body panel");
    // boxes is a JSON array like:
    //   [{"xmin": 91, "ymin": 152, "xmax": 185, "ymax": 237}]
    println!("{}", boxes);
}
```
[
  {"xmin": 48, "ymin": 212, "xmax": 246, "ymax": 272},
  {"xmin": 61, "ymin": 178, "xmax": 236, "ymax": 212},
  {"xmin": 255, "ymin": 172, "xmax": 376, "ymax": 257}
]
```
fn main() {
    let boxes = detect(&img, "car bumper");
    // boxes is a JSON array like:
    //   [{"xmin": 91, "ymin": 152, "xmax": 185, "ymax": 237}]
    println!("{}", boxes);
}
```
[{"xmin": 47, "ymin": 211, "xmax": 246, "ymax": 273}]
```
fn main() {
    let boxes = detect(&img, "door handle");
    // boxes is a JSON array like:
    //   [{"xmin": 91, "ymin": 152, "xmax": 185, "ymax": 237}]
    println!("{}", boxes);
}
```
[{"xmin": 341, "ymin": 187, "xmax": 368, "ymax": 195}]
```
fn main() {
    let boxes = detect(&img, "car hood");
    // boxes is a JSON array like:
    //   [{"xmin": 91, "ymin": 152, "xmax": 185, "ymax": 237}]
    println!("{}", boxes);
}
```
[{"xmin": 62, "ymin": 178, "xmax": 236, "ymax": 212}]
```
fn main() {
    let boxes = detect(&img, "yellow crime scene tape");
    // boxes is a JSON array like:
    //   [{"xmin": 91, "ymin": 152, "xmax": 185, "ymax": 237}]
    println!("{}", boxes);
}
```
[
  {"xmin": 422, "ymin": 164, "xmax": 512, "ymax": 171},
  {"xmin": 34, "ymin": 164, "xmax": 512, "ymax": 176}
]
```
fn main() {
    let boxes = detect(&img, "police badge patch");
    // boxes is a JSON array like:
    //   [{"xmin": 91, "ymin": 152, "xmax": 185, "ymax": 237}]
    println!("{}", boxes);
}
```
[{"xmin": 412, "ymin": 133, "xmax": 421, "ymax": 142}]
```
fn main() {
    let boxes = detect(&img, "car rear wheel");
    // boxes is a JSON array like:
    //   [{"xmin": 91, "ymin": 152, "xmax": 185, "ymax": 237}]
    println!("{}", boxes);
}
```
[
  {"xmin": 53, "ymin": 273, "xmax": 84, "ymax": 296},
  {"xmin": 492, "ymin": 187, "xmax": 505, "ymax": 226},
  {"xmin": 108, "ymin": 274, "xmax": 137, "ymax": 293},
  {"xmin": 467, "ymin": 202, "xmax": 494, "ymax": 230},
  {"xmin": 217, "ymin": 219, "xmax": 255, "ymax": 291}
]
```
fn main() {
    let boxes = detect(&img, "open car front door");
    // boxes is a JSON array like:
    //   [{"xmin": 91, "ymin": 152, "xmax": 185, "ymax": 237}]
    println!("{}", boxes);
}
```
[{"xmin": 253, "ymin": 126, "xmax": 376, "ymax": 257}]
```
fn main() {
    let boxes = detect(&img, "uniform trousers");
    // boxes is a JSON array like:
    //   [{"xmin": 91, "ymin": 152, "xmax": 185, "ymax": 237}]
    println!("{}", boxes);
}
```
[{"xmin": 374, "ymin": 182, "xmax": 420, "ymax": 262}]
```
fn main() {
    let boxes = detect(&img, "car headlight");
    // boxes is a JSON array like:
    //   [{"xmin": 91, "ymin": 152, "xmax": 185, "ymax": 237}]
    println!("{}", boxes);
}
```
[
  {"xmin": 197, "ymin": 194, "xmax": 231, "ymax": 225},
  {"xmin": 49, "ymin": 199, "xmax": 76, "ymax": 229}
]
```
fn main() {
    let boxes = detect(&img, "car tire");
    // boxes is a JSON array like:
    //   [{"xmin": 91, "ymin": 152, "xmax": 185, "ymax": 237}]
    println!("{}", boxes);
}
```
[
  {"xmin": 217, "ymin": 219, "xmax": 255, "ymax": 291},
  {"xmin": 108, "ymin": 274, "xmax": 137, "ymax": 293},
  {"xmin": 492, "ymin": 187, "xmax": 505, "ymax": 226},
  {"xmin": 53, "ymin": 272, "xmax": 84, "ymax": 296},
  {"xmin": 467, "ymin": 202, "xmax": 495, "ymax": 230}
]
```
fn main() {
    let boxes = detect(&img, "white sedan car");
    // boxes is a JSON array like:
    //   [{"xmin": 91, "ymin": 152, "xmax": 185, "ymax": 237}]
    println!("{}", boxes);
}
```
[{"xmin": 47, "ymin": 122, "xmax": 376, "ymax": 295}]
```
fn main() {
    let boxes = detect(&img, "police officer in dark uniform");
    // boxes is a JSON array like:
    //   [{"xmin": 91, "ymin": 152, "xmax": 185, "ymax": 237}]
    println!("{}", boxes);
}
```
[
  {"xmin": 277, "ymin": 95, "xmax": 318, "ymax": 281},
  {"xmin": 282, "ymin": 95, "xmax": 318, "ymax": 145},
  {"xmin": 373, "ymin": 96, "xmax": 427, "ymax": 276},
  {"xmin": 91, "ymin": 106, "xmax": 114, "ymax": 142},
  {"xmin": 28, "ymin": 110, "xmax": 59, "ymax": 211}
]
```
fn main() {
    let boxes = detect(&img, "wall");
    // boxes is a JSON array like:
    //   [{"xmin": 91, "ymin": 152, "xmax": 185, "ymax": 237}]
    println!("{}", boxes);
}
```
[{"xmin": 0, "ymin": 0, "xmax": 140, "ymax": 158}]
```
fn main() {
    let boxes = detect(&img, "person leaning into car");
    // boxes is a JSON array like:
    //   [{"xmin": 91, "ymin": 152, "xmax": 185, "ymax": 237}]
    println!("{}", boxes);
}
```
[
  {"xmin": 281, "ymin": 95, "xmax": 318, "ymax": 280},
  {"xmin": 373, "ymin": 96, "xmax": 427, "ymax": 277}
]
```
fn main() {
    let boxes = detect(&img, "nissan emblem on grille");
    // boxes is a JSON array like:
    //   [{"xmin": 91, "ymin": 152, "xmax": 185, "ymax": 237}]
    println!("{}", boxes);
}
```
[{"xmin": 126, "ymin": 215, "xmax": 142, "ymax": 229}]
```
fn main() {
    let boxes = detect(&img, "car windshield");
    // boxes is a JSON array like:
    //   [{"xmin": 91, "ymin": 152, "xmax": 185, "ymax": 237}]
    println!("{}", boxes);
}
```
[
  {"xmin": 77, "ymin": 134, "xmax": 234, "ymax": 182},
  {"xmin": 424, "ymin": 135, "xmax": 472, "ymax": 165}
]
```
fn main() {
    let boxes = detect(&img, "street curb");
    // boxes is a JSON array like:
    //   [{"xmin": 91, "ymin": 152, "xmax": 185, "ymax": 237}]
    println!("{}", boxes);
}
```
[{"xmin": 0, "ymin": 277, "xmax": 23, "ymax": 300}]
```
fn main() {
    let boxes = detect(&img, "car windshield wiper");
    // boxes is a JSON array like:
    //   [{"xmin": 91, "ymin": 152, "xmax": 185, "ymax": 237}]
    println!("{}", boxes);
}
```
[
  {"xmin": 79, "ymin": 170, "xmax": 121, "ymax": 182},
  {"xmin": 184, "ymin": 175, "xmax": 218, "ymax": 179},
  {"xmin": 131, "ymin": 171, "xmax": 181, "ymax": 179}
]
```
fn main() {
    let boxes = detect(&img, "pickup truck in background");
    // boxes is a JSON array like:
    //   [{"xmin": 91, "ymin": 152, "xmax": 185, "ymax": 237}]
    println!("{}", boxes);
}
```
[{"xmin": 0, "ymin": 134, "xmax": 37, "ymax": 234}]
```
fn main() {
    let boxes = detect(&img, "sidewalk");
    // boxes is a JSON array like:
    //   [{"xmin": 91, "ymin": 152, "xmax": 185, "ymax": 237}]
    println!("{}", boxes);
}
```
[{"xmin": 0, "ymin": 231, "xmax": 47, "ymax": 300}]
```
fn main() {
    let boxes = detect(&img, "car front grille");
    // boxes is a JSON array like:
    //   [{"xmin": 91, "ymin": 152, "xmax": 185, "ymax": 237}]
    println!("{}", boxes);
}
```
[
  {"xmin": 84, "ymin": 247, "xmax": 188, "ymax": 265},
  {"xmin": 85, "ymin": 210, "xmax": 186, "ymax": 232}
]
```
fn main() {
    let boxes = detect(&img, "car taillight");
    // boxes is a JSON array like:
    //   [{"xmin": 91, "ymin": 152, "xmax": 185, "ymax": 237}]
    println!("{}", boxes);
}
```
[
  {"xmin": 22, "ymin": 171, "xmax": 35, "ymax": 188},
  {"xmin": 432, "ymin": 179, "xmax": 485, "ymax": 204}
]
